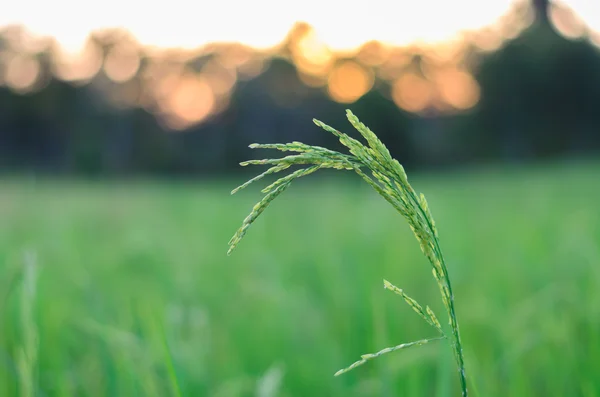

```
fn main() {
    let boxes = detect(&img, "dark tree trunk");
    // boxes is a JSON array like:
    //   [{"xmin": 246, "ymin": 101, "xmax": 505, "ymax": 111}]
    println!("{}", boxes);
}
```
[{"xmin": 532, "ymin": 0, "xmax": 550, "ymax": 25}]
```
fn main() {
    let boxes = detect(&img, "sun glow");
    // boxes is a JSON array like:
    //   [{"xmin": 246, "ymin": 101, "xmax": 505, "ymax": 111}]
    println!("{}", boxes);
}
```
[
  {"xmin": 1, "ymin": 0, "xmax": 524, "ymax": 53},
  {"xmin": 2, "ymin": 0, "xmax": 599, "ymax": 128}
]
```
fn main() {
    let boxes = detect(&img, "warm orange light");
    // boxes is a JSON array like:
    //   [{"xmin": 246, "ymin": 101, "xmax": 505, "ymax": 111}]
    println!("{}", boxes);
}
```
[
  {"xmin": 497, "ymin": 2, "xmax": 533, "ymax": 41},
  {"xmin": 292, "ymin": 28, "xmax": 334, "ymax": 76},
  {"xmin": 356, "ymin": 41, "xmax": 390, "ymax": 66},
  {"xmin": 8, "ymin": 0, "xmax": 596, "ymax": 121},
  {"xmin": 161, "ymin": 114, "xmax": 191, "ymax": 131},
  {"xmin": 327, "ymin": 61, "xmax": 373, "ymax": 103},
  {"xmin": 143, "ymin": 60, "xmax": 185, "ymax": 101},
  {"xmin": 202, "ymin": 60, "xmax": 237, "ymax": 96},
  {"xmin": 298, "ymin": 72, "xmax": 327, "ymax": 88},
  {"xmin": 591, "ymin": 31, "xmax": 600, "ymax": 48},
  {"xmin": 217, "ymin": 44, "xmax": 253, "ymax": 69},
  {"xmin": 0, "ymin": 0, "xmax": 543, "ymax": 55},
  {"xmin": 434, "ymin": 68, "xmax": 480, "ymax": 110},
  {"xmin": 550, "ymin": 3, "xmax": 586, "ymax": 40},
  {"xmin": 2, "ymin": 26, "xmax": 49, "ymax": 54},
  {"xmin": 52, "ymin": 39, "xmax": 103, "ymax": 82},
  {"xmin": 104, "ymin": 44, "xmax": 141, "ymax": 83},
  {"xmin": 237, "ymin": 57, "xmax": 267, "ymax": 80},
  {"xmin": 163, "ymin": 74, "xmax": 215, "ymax": 126},
  {"xmin": 5, "ymin": 53, "xmax": 40, "ymax": 93},
  {"xmin": 471, "ymin": 28, "xmax": 503, "ymax": 52},
  {"xmin": 152, "ymin": 73, "xmax": 181, "ymax": 102},
  {"xmin": 392, "ymin": 73, "xmax": 433, "ymax": 112},
  {"xmin": 427, "ymin": 39, "xmax": 465, "ymax": 64},
  {"xmin": 378, "ymin": 49, "xmax": 412, "ymax": 80}
]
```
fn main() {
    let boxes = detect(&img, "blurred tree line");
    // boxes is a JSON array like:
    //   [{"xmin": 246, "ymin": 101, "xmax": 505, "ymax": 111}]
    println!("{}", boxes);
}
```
[{"xmin": 0, "ymin": 0, "xmax": 599, "ymax": 177}]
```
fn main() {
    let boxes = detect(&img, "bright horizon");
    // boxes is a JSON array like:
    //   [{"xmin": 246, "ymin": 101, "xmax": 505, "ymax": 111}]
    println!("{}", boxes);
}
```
[
  {"xmin": 1, "ymin": 0, "xmax": 599, "ymax": 128},
  {"xmin": 1, "ymin": 0, "xmax": 598, "ymax": 53}
]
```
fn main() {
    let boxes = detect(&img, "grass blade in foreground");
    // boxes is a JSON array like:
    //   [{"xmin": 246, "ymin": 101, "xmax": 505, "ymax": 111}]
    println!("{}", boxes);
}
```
[
  {"xmin": 228, "ymin": 110, "xmax": 468, "ymax": 397},
  {"xmin": 17, "ymin": 250, "xmax": 39, "ymax": 397}
]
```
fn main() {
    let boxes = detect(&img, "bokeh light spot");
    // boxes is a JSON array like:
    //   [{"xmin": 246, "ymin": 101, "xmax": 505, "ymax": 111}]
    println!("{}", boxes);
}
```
[
  {"xmin": 550, "ymin": 3, "xmax": 586, "ymax": 40},
  {"xmin": 52, "ymin": 39, "xmax": 103, "ymax": 82},
  {"xmin": 392, "ymin": 73, "xmax": 433, "ymax": 113},
  {"xmin": 237, "ymin": 57, "xmax": 267, "ymax": 80},
  {"xmin": 202, "ymin": 60, "xmax": 237, "ymax": 96},
  {"xmin": 104, "ymin": 44, "xmax": 141, "ymax": 83},
  {"xmin": 5, "ymin": 53, "xmax": 40, "ymax": 93},
  {"xmin": 162, "ymin": 74, "xmax": 215, "ymax": 127},
  {"xmin": 293, "ymin": 28, "xmax": 334, "ymax": 77},
  {"xmin": 327, "ymin": 61, "xmax": 373, "ymax": 103},
  {"xmin": 471, "ymin": 28, "xmax": 503, "ymax": 52},
  {"xmin": 298, "ymin": 72, "xmax": 327, "ymax": 88},
  {"xmin": 435, "ymin": 68, "xmax": 480, "ymax": 110},
  {"xmin": 356, "ymin": 41, "xmax": 390, "ymax": 66}
]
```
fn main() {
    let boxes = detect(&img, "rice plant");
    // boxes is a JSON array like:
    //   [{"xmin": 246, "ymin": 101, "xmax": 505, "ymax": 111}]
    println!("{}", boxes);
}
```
[{"xmin": 228, "ymin": 110, "xmax": 468, "ymax": 396}]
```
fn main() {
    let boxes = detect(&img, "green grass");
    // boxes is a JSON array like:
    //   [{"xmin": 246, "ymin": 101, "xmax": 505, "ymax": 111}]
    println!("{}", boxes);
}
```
[{"xmin": 1, "ymin": 160, "xmax": 600, "ymax": 396}]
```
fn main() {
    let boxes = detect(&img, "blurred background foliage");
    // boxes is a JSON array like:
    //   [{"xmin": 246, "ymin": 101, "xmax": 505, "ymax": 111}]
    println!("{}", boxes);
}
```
[{"xmin": 1, "ymin": 0, "xmax": 599, "ymax": 176}]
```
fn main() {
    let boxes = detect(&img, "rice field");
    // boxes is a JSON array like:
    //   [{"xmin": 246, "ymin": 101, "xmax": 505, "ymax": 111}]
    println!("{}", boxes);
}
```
[{"xmin": 1, "ymin": 160, "xmax": 599, "ymax": 396}]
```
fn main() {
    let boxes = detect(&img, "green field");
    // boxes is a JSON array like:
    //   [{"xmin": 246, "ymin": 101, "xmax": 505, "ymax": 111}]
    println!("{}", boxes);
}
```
[{"xmin": 1, "ymin": 161, "xmax": 600, "ymax": 396}]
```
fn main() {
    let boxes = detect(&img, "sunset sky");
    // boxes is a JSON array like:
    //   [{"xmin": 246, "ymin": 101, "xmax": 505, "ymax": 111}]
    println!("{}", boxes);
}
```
[
  {"xmin": 0, "ymin": 0, "xmax": 597, "ymax": 53},
  {"xmin": 1, "ymin": 0, "xmax": 598, "ymax": 128}
]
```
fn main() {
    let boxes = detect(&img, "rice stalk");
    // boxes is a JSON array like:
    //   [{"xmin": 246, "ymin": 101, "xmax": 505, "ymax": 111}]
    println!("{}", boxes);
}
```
[{"xmin": 228, "ymin": 110, "xmax": 469, "ymax": 396}]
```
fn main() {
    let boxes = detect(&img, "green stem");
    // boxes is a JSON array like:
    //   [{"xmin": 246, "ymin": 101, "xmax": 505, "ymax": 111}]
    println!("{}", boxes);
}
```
[
  {"xmin": 361, "ymin": 163, "xmax": 468, "ymax": 396},
  {"xmin": 405, "ymin": 189, "xmax": 468, "ymax": 397},
  {"xmin": 437, "ymin": 252, "xmax": 468, "ymax": 397}
]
